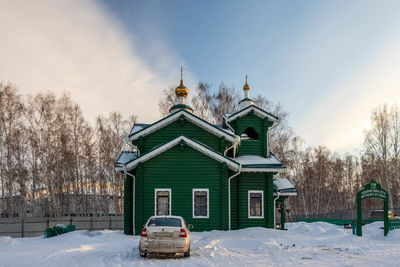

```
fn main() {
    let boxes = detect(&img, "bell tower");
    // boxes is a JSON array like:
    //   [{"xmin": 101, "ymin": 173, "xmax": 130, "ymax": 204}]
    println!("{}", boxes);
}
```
[
  {"xmin": 238, "ymin": 75, "xmax": 254, "ymax": 109},
  {"xmin": 169, "ymin": 67, "xmax": 193, "ymax": 114}
]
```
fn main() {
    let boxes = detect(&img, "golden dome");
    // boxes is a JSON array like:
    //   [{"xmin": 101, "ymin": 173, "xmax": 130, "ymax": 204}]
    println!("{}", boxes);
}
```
[
  {"xmin": 175, "ymin": 79, "xmax": 188, "ymax": 98},
  {"xmin": 175, "ymin": 67, "xmax": 188, "ymax": 98},
  {"xmin": 243, "ymin": 75, "xmax": 250, "ymax": 91}
]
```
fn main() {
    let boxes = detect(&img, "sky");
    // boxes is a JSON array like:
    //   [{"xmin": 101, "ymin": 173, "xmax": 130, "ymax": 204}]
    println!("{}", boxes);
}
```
[{"xmin": 1, "ymin": 0, "xmax": 400, "ymax": 153}]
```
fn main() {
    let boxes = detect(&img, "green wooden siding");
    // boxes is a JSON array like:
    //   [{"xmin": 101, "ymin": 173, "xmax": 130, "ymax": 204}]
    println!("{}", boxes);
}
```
[
  {"xmin": 231, "ymin": 113, "xmax": 269, "ymax": 156},
  {"xmin": 133, "ymin": 144, "xmax": 227, "ymax": 234},
  {"xmin": 236, "ymin": 172, "xmax": 274, "ymax": 228},
  {"xmin": 122, "ymin": 107, "xmax": 282, "ymax": 235},
  {"xmin": 133, "ymin": 118, "xmax": 230, "ymax": 154},
  {"xmin": 238, "ymin": 140, "xmax": 263, "ymax": 155},
  {"xmin": 230, "ymin": 173, "xmax": 239, "ymax": 230},
  {"xmin": 266, "ymin": 173, "xmax": 274, "ymax": 228}
]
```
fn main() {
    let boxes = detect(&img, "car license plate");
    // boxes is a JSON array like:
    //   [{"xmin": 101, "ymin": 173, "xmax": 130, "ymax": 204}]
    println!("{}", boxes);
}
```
[{"xmin": 155, "ymin": 232, "xmax": 172, "ymax": 237}]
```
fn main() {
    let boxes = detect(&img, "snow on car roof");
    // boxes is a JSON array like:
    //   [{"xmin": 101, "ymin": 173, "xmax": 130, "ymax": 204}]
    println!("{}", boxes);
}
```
[{"xmin": 149, "ymin": 215, "xmax": 184, "ymax": 219}]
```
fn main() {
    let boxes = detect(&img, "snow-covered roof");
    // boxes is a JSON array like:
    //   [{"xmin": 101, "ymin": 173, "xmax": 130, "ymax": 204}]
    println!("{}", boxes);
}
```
[
  {"xmin": 273, "ymin": 178, "xmax": 297, "ymax": 196},
  {"xmin": 235, "ymin": 154, "xmax": 282, "ymax": 165},
  {"xmin": 214, "ymin": 124, "xmax": 234, "ymax": 135},
  {"xmin": 226, "ymin": 105, "xmax": 279, "ymax": 123},
  {"xmin": 128, "ymin": 109, "xmax": 239, "ymax": 143},
  {"xmin": 234, "ymin": 153, "xmax": 285, "ymax": 173},
  {"xmin": 115, "ymin": 151, "xmax": 138, "ymax": 168},
  {"xmin": 115, "ymin": 136, "xmax": 240, "ymax": 172},
  {"xmin": 129, "ymin": 124, "xmax": 149, "ymax": 136}
]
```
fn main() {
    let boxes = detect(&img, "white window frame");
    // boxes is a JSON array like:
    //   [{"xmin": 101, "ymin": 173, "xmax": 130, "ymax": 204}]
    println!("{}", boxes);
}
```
[
  {"xmin": 192, "ymin": 189, "xmax": 209, "ymax": 218},
  {"xmin": 248, "ymin": 190, "xmax": 264, "ymax": 219},
  {"xmin": 154, "ymin": 188, "xmax": 171, "ymax": 216}
]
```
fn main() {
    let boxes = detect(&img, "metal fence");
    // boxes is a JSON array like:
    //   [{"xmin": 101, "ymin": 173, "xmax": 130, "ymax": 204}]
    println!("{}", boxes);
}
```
[
  {"xmin": 0, "ymin": 216, "xmax": 123, "ymax": 238},
  {"xmin": 389, "ymin": 220, "xmax": 400, "ymax": 230}
]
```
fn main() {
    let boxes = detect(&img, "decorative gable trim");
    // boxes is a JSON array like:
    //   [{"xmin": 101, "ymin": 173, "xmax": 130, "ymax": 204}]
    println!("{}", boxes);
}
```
[
  {"xmin": 128, "ymin": 110, "xmax": 239, "ymax": 143},
  {"xmin": 227, "ymin": 105, "xmax": 279, "ymax": 123},
  {"xmin": 116, "ymin": 136, "xmax": 240, "ymax": 172}
]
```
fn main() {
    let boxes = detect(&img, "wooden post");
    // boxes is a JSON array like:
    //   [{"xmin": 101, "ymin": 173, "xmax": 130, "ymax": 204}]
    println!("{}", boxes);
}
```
[
  {"xmin": 220, "ymin": 136, "xmax": 225, "ymax": 154},
  {"xmin": 21, "ymin": 219, "xmax": 24, "ymax": 238},
  {"xmin": 109, "ymin": 217, "xmax": 112, "ymax": 230},
  {"xmin": 137, "ymin": 163, "xmax": 143, "ymax": 235},
  {"xmin": 90, "ymin": 218, "xmax": 93, "ymax": 231},
  {"xmin": 384, "ymin": 196, "xmax": 389, "ymax": 236},
  {"xmin": 70, "ymin": 217, "xmax": 72, "ymax": 225},
  {"xmin": 266, "ymin": 173, "xmax": 274, "ymax": 228},
  {"xmin": 220, "ymin": 162, "xmax": 227, "ymax": 230},
  {"xmin": 124, "ymin": 174, "xmax": 132, "ymax": 235},
  {"xmin": 263, "ymin": 118, "xmax": 268, "ymax": 156},
  {"xmin": 280, "ymin": 201, "xmax": 285, "ymax": 230},
  {"xmin": 47, "ymin": 218, "xmax": 50, "ymax": 229},
  {"xmin": 356, "ymin": 191, "xmax": 362, "ymax": 236}
]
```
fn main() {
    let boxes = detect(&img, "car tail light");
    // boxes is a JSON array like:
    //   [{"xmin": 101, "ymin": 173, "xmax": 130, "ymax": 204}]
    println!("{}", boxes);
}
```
[
  {"xmin": 140, "ymin": 228, "xmax": 147, "ymax": 237},
  {"xmin": 179, "ymin": 228, "xmax": 187, "ymax": 238}
]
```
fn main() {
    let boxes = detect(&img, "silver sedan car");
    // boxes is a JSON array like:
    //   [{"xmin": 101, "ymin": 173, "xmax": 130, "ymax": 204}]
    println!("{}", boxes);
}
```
[{"xmin": 139, "ymin": 216, "xmax": 192, "ymax": 257}]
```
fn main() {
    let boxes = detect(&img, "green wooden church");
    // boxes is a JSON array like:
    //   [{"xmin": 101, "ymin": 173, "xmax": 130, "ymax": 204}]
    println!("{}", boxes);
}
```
[{"xmin": 115, "ymin": 72, "xmax": 296, "ymax": 235}]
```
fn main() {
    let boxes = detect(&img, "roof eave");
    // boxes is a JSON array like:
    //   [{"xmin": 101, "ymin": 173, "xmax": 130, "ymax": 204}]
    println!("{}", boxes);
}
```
[
  {"xmin": 128, "ymin": 109, "xmax": 239, "ymax": 143},
  {"xmin": 273, "ymin": 192, "xmax": 297, "ymax": 196},
  {"xmin": 227, "ymin": 105, "xmax": 279, "ymax": 123},
  {"xmin": 241, "ymin": 167, "xmax": 286, "ymax": 173},
  {"xmin": 242, "ymin": 164, "xmax": 285, "ymax": 168},
  {"xmin": 124, "ymin": 136, "xmax": 240, "ymax": 172}
]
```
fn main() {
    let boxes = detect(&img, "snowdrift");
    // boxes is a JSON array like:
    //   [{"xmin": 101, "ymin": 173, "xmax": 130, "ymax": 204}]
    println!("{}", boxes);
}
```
[{"xmin": 0, "ymin": 222, "xmax": 399, "ymax": 266}]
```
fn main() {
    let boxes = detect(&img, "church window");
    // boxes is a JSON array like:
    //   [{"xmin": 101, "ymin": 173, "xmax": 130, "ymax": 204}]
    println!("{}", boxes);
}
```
[
  {"xmin": 155, "ymin": 189, "xmax": 171, "ymax": 216},
  {"xmin": 193, "ymin": 189, "xmax": 209, "ymax": 218},
  {"xmin": 248, "ymin": 190, "xmax": 263, "ymax": 218},
  {"xmin": 241, "ymin": 127, "xmax": 259, "ymax": 140}
]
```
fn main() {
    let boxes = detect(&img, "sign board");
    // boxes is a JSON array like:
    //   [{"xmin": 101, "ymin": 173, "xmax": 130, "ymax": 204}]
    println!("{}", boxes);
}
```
[
  {"xmin": 356, "ymin": 180, "xmax": 388, "ymax": 237},
  {"xmin": 359, "ymin": 181, "xmax": 387, "ymax": 200}
]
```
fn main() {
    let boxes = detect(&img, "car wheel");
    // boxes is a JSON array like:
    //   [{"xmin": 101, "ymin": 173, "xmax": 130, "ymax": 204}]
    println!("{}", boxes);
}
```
[
  {"xmin": 139, "ymin": 250, "xmax": 147, "ymax": 257},
  {"xmin": 184, "ymin": 248, "xmax": 190, "ymax": 257}
]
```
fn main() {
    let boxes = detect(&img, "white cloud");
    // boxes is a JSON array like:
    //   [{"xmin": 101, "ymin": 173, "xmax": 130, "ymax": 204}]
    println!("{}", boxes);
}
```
[
  {"xmin": 297, "ymin": 37, "xmax": 400, "ymax": 153},
  {"xmin": 0, "ymin": 0, "xmax": 195, "ymax": 123}
]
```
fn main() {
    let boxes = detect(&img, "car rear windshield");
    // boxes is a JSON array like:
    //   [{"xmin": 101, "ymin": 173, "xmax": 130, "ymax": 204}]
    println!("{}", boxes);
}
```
[{"xmin": 147, "ymin": 218, "xmax": 182, "ymax": 227}]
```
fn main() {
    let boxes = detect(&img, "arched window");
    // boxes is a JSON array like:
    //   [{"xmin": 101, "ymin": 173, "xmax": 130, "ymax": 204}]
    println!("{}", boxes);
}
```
[{"xmin": 241, "ymin": 127, "xmax": 259, "ymax": 140}]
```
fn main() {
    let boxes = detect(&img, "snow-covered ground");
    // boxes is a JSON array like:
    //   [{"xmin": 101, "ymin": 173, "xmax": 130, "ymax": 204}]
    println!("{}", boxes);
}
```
[{"xmin": 0, "ymin": 222, "xmax": 399, "ymax": 266}]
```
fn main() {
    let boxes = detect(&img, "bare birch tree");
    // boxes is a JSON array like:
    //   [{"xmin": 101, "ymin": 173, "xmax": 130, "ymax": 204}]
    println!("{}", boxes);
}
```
[
  {"xmin": 191, "ymin": 82, "xmax": 212, "ymax": 121},
  {"xmin": 210, "ymin": 83, "xmax": 239, "ymax": 124},
  {"xmin": 159, "ymin": 88, "xmax": 178, "ymax": 117},
  {"xmin": 364, "ymin": 104, "xmax": 394, "ymax": 210},
  {"xmin": 390, "ymin": 105, "xmax": 400, "ymax": 207}
]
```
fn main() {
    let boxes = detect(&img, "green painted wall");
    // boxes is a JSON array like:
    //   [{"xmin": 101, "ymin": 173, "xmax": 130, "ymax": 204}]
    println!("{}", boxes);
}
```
[
  {"xmin": 133, "ymin": 144, "xmax": 227, "ymax": 234},
  {"xmin": 133, "ymin": 118, "xmax": 230, "ymax": 154},
  {"xmin": 230, "ymin": 113, "xmax": 269, "ymax": 156},
  {"xmin": 230, "ymin": 173, "xmax": 239, "ymax": 230},
  {"xmin": 235, "ymin": 172, "xmax": 274, "ymax": 229},
  {"xmin": 123, "ymin": 109, "xmax": 281, "ymax": 235},
  {"xmin": 266, "ymin": 173, "xmax": 274, "ymax": 228}
]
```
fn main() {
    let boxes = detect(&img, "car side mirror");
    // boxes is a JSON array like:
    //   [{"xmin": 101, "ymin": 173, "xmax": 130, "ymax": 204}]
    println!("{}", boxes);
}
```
[{"xmin": 188, "ymin": 224, "xmax": 194, "ymax": 229}]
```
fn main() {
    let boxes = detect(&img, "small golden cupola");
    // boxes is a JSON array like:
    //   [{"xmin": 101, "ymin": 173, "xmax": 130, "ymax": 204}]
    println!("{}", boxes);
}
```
[
  {"xmin": 169, "ymin": 67, "xmax": 193, "ymax": 114},
  {"xmin": 243, "ymin": 75, "xmax": 250, "ymax": 93},
  {"xmin": 175, "ymin": 67, "xmax": 189, "ymax": 99},
  {"xmin": 239, "ymin": 74, "xmax": 254, "ymax": 109}
]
